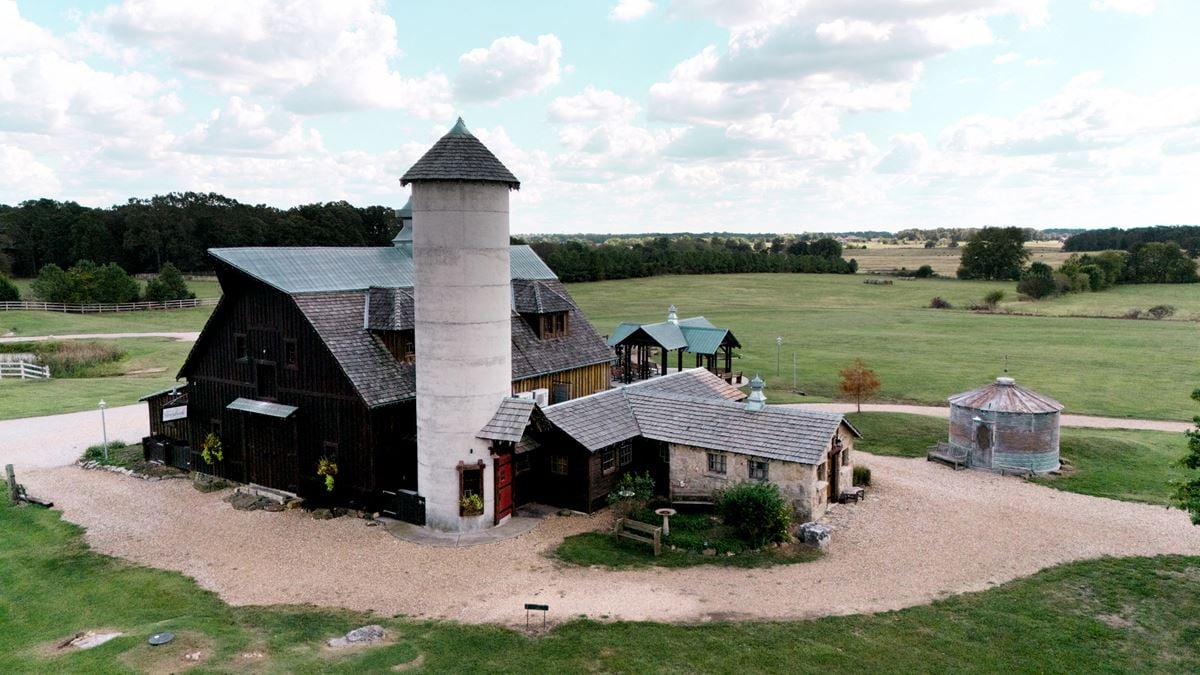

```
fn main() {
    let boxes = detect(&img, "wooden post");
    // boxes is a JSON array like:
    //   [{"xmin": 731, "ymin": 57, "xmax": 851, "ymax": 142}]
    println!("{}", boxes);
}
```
[{"xmin": 5, "ymin": 464, "xmax": 18, "ymax": 505}]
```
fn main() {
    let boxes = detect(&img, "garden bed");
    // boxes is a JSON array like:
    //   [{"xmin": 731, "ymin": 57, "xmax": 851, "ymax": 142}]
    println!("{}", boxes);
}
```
[{"xmin": 79, "ymin": 442, "xmax": 186, "ymax": 480}]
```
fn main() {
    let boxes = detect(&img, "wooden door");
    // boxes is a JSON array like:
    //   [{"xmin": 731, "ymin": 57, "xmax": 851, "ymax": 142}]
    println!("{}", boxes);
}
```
[
  {"xmin": 828, "ymin": 450, "xmax": 840, "ymax": 500},
  {"xmin": 513, "ymin": 452, "xmax": 534, "ymax": 507},
  {"xmin": 494, "ymin": 450, "xmax": 514, "ymax": 524},
  {"xmin": 243, "ymin": 416, "xmax": 299, "ymax": 493}
]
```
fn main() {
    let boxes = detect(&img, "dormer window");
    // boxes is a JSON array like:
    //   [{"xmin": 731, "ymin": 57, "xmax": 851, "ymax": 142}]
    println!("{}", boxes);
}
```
[{"xmin": 535, "ymin": 311, "xmax": 568, "ymax": 339}]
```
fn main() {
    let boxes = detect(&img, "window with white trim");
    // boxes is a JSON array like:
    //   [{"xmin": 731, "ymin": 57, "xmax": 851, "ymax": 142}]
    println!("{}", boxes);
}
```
[
  {"xmin": 619, "ymin": 441, "xmax": 633, "ymax": 467},
  {"xmin": 601, "ymin": 447, "xmax": 617, "ymax": 474}
]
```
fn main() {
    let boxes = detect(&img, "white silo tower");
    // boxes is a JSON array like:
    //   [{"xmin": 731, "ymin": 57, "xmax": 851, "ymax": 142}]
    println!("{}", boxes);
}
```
[{"xmin": 400, "ymin": 118, "xmax": 520, "ymax": 531}]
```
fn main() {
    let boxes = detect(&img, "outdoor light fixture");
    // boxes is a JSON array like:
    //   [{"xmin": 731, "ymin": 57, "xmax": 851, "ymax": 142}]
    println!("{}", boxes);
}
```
[
  {"xmin": 775, "ymin": 336, "xmax": 783, "ymax": 375},
  {"xmin": 98, "ymin": 400, "xmax": 108, "ymax": 461}
]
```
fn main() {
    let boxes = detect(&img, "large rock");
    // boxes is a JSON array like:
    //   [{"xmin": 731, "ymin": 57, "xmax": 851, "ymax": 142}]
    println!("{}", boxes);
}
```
[
  {"xmin": 327, "ymin": 625, "xmax": 385, "ymax": 648},
  {"xmin": 799, "ymin": 522, "xmax": 832, "ymax": 550}
]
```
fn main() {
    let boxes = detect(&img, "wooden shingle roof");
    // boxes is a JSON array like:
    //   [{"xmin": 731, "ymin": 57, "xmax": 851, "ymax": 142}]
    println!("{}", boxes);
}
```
[
  {"xmin": 400, "ymin": 118, "xmax": 520, "ymax": 189},
  {"xmin": 512, "ymin": 278, "xmax": 573, "ymax": 314},
  {"xmin": 478, "ymin": 397, "xmax": 537, "ymax": 443}
]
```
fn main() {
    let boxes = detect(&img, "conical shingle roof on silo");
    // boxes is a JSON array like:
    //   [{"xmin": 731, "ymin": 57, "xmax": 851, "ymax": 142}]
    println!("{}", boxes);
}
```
[{"xmin": 400, "ymin": 117, "xmax": 520, "ymax": 189}]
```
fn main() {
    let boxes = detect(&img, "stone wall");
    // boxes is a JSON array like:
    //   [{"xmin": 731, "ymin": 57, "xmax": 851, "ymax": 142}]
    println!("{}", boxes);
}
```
[{"xmin": 668, "ymin": 443, "xmax": 819, "ymax": 520}]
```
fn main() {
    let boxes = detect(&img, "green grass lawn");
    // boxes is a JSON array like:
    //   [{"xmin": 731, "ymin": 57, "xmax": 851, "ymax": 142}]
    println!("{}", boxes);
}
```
[
  {"xmin": 0, "ymin": 338, "xmax": 192, "ymax": 420},
  {"xmin": 0, "ymin": 306, "xmax": 214, "ymax": 337},
  {"xmin": 2, "ymin": 499, "xmax": 1199, "ymax": 673},
  {"xmin": 847, "ymin": 412, "xmax": 1191, "ymax": 506},
  {"xmin": 554, "ymin": 531, "xmax": 821, "ymax": 569},
  {"xmin": 568, "ymin": 274, "xmax": 1200, "ymax": 420}
]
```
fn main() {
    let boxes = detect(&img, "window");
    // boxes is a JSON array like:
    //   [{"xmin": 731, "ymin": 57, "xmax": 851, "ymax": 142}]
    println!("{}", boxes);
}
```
[
  {"xmin": 550, "ymin": 454, "xmax": 568, "ymax": 475},
  {"xmin": 749, "ymin": 459, "xmax": 769, "ymax": 481},
  {"xmin": 515, "ymin": 453, "xmax": 532, "ymax": 474},
  {"xmin": 842, "ymin": 446, "xmax": 850, "ymax": 466},
  {"xmin": 234, "ymin": 333, "xmax": 248, "ymax": 361},
  {"xmin": 659, "ymin": 446, "xmax": 669, "ymax": 463},
  {"xmin": 256, "ymin": 363, "xmax": 277, "ymax": 400},
  {"xmin": 707, "ymin": 452, "xmax": 727, "ymax": 475},
  {"xmin": 619, "ymin": 441, "xmax": 633, "ymax": 467},
  {"xmin": 601, "ymin": 447, "xmax": 617, "ymax": 474},
  {"xmin": 817, "ymin": 462, "xmax": 826, "ymax": 482},
  {"xmin": 284, "ymin": 339, "xmax": 298, "ymax": 369},
  {"xmin": 537, "ymin": 311, "xmax": 569, "ymax": 339},
  {"xmin": 460, "ymin": 464, "xmax": 483, "ymax": 515},
  {"xmin": 551, "ymin": 382, "xmax": 571, "ymax": 404}
]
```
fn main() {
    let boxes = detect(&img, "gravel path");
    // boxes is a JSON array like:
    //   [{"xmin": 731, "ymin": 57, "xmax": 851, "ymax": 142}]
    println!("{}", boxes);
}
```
[
  {"xmin": 0, "ymin": 404, "xmax": 148, "ymax": 471},
  {"xmin": 788, "ymin": 402, "xmax": 1193, "ymax": 433},
  {"xmin": 0, "ymin": 332, "xmax": 199, "ymax": 343},
  {"xmin": 20, "ymin": 453, "xmax": 1200, "ymax": 626}
]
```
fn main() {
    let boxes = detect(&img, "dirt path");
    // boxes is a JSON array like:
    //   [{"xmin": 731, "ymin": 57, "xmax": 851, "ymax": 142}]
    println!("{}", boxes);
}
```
[
  {"xmin": 0, "ymin": 332, "xmax": 199, "ymax": 343},
  {"xmin": 0, "ymin": 404, "xmax": 148, "ymax": 471},
  {"xmin": 19, "ymin": 453, "xmax": 1200, "ymax": 627},
  {"xmin": 788, "ymin": 402, "xmax": 1193, "ymax": 433}
]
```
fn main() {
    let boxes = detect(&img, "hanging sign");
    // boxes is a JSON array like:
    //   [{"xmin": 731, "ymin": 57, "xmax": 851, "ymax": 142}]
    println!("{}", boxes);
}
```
[{"xmin": 162, "ymin": 405, "xmax": 188, "ymax": 422}]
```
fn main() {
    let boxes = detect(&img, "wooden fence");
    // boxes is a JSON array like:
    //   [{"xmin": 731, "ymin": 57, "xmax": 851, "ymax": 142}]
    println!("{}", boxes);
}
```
[
  {"xmin": 0, "ymin": 362, "xmax": 50, "ymax": 379},
  {"xmin": 0, "ymin": 298, "xmax": 219, "ymax": 313}
]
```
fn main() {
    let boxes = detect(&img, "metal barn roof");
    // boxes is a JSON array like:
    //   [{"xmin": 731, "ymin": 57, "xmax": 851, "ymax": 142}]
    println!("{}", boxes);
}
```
[
  {"xmin": 210, "ymin": 245, "xmax": 555, "ymax": 294},
  {"xmin": 227, "ymin": 398, "xmax": 299, "ymax": 418},
  {"xmin": 948, "ymin": 377, "xmax": 1064, "ymax": 414}
]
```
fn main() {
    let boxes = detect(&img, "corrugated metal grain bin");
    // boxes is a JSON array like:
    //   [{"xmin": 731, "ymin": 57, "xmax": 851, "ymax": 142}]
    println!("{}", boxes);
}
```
[{"xmin": 947, "ymin": 377, "xmax": 1063, "ymax": 473}]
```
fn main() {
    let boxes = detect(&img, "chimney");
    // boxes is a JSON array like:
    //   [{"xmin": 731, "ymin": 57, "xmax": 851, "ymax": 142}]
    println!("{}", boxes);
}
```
[
  {"xmin": 666, "ymin": 304, "xmax": 679, "ymax": 325},
  {"xmin": 745, "ymin": 374, "xmax": 767, "ymax": 411}
]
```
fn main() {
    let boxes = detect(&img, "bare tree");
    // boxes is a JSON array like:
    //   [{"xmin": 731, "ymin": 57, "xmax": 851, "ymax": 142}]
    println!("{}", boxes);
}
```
[{"xmin": 839, "ymin": 359, "xmax": 881, "ymax": 413}]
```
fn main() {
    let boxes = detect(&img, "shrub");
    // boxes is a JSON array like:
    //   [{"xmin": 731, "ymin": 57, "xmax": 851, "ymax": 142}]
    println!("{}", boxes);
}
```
[
  {"xmin": 914, "ymin": 264, "xmax": 935, "ymax": 278},
  {"xmin": 0, "ymin": 276, "xmax": 18, "ymax": 302},
  {"xmin": 1017, "ymin": 262, "xmax": 1056, "ymax": 299},
  {"xmin": 983, "ymin": 290, "xmax": 1005, "ymax": 308},
  {"xmin": 929, "ymin": 296, "xmax": 952, "ymax": 309},
  {"xmin": 853, "ymin": 465, "xmax": 871, "ymax": 487},
  {"xmin": 1147, "ymin": 304, "xmax": 1176, "ymax": 320},
  {"xmin": 0, "ymin": 340, "xmax": 125, "ymax": 378},
  {"xmin": 717, "ymin": 482, "xmax": 792, "ymax": 548},
  {"xmin": 1124, "ymin": 308, "xmax": 1142, "ymax": 320},
  {"xmin": 606, "ymin": 471, "xmax": 655, "ymax": 505},
  {"xmin": 144, "ymin": 262, "xmax": 195, "ymax": 302}
]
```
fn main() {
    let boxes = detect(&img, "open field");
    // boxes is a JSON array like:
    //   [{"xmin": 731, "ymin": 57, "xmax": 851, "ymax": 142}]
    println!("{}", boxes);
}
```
[
  {"xmin": 0, "ymin": 306, "xmax": 213, "ymax": 337},
  {"xmin": 8, "ymin": 277, "xmax": 222, "ymax": 300},
  {"xmin": 0, "ymin": 338, "xmax": 191, "ymax": 420},
  {"xmin": 2, "ymin": 498, "xmax": 1198, "ymax": 673},
  {"xmin": 852, "ymin": 241, "xmax": 1075, "ymax": 276},
  {"xmin": 847, "ymin": 412, "xmax": 1191, "ymax": 506},
  {"xmin": 999, "ymin": 282, "xmax": 1200, "ymax": 320},
  {"xmin": 568, "ymin": 274, "xmax": 1200, "ymax": 420}
]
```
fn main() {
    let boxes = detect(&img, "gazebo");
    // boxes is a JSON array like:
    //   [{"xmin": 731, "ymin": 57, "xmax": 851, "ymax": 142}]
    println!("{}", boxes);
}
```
[{"xmin": 607, "ymin": 305, "xmax": 742, "ymax": 383}]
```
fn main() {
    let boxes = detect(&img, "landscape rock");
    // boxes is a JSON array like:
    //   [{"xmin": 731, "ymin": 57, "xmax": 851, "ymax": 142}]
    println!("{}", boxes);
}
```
[
  {"xmin": 702, "ymin": 548, "xmax": 716, "ymax": 557},
  {"xmin": 264, "ymin": 502, "xmax": 285, "ymax": 513},
  {"xmin": 798, "ymin": 522, "xmax": 832, "ymax": 550},
  {"xmin": 327, "ymin": 625, "xmax": 385, "ymax": 648},
  {"xmin": 227, "ymin": 492, "xmax": 269, "ymax": 511},
  {"xmin": 311, "ymin": 508, "xmax": 334, "ymax": 520},
  {"xmin": 66, "ymin": 631, "xmax": 122, "ymax": 650}
]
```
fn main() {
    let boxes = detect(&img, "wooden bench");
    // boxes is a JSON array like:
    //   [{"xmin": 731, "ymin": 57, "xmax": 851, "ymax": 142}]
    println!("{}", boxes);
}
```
[
  {"xmin": 670, "ymin": 492, "xmax": 716, "ymax": 508},
  {"xmin": 839, "ymin": 486, "xmax": 865, "ymax": 503},
  {"xmin": 614, "ymin": 518, "xmax": 662, "ymax": 556}
]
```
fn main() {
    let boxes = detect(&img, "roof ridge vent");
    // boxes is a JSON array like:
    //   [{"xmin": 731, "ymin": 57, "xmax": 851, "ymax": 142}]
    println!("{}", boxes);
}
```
[
  {"xmin": 746, "ymin": 373, "xmax": 767, "ymax": 411},
  {"xmin": 996, "ymin": 376, "xmax": 1016, "ymax": 386}
]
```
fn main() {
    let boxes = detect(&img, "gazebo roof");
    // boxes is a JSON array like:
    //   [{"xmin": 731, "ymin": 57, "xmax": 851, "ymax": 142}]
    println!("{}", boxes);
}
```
[
  {"xmin": 607, "ymin": 315, "xmax": 738, "ymax": 355},
  {"xmin": 948, "ymin": 377, "xmax": 1063, "ymax": 414}
]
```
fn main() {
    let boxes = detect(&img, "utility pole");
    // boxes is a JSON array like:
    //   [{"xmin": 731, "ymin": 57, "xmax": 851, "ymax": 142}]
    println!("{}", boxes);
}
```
[
  {"xmin": 775, "ymin": 336, "xmax": 782, "ymax": 376},
  {"xmin": 792, "ymin": 352, "xmax": 797, "ymax": 392}
]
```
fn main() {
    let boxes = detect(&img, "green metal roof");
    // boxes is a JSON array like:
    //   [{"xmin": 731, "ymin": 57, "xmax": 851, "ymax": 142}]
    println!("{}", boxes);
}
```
[
  {"xmin": 679, "ymin": 326, "xmax": 734, "ymax": 355},
  {"xmin": 226, "ymin": 398, "xmax": 298, "ymax": 419},
  {"xmin": 211, "ymin": 244, "xmax": 555, "ymax": 294},
  {"xmin": 606, "ymin": 322, "xmax": 641, "ymax": 346}
]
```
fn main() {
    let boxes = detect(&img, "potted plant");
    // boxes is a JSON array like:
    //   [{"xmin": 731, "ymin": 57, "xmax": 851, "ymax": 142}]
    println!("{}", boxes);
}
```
[
  {"xmin": 460, "ymin": 493, "xmax": 484, "ymax": 517},
  {"xmin": 317, "ymin": 455, "xmax": 338, "ymax": 492}
]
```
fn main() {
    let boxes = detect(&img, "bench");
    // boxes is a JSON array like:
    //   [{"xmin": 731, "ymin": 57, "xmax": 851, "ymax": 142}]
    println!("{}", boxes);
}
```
[
  {"xmin": 614, "ymin": 518, "xmax": 662, "ymax": 556},
  {"xmin": 839, "ymin": 486, "xmax": 865, "ymax": 503},
  {"xmin": 670, "ymin": 492, "xmax": 716, "ymax": 508}
]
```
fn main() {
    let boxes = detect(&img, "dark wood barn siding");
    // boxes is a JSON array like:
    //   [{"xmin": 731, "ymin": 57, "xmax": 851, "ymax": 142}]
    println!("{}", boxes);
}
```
[
  {"xmin": 184, "ymin": 273, "xmax": 384, "ymax": 503},
  {"xmin": 585, "ymin": 438, "xmax": 667, "ymax": 512},
  {"xmin": 145, "ymin": 390, "xmax": 191, "ymax": 442}
]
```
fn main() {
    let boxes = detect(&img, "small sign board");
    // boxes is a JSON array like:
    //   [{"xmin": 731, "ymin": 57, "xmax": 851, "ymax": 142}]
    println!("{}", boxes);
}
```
[{"xmin": 162, "ymin": 405, "xmax": 187, "ymax": 422}]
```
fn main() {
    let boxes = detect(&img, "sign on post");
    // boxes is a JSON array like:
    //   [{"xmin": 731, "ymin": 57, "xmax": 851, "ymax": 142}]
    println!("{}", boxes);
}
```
[{"xmin": 162, "ymin": 405, "xmax": 188, "ymax": 422}]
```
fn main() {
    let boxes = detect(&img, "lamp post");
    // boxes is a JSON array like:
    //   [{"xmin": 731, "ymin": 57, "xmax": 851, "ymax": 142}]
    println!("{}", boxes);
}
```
[
  {"xmin": 775, "ymin": 336, "xmax": 782, "ymax": 376},
  {"xmin": 98, "ymin": 400, "xmax": 108, "ymax": 461}
]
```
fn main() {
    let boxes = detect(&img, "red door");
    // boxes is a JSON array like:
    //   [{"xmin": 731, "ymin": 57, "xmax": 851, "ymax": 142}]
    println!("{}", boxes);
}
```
[{"xmin": 495, "ymin": 451, "xmax": 514, "ymax": 524}]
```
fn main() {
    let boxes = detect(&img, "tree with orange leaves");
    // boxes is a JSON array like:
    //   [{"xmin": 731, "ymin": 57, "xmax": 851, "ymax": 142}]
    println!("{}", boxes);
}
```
[{"xmin": 839, "ymin": 359, "xmax": 880, "ymax": 413}]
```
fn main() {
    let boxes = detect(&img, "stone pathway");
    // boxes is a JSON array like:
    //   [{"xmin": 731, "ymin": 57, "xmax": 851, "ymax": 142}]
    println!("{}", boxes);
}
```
[{"xmin": 787, "ymin": 402, "xmax": 1192, "ymax": 433}]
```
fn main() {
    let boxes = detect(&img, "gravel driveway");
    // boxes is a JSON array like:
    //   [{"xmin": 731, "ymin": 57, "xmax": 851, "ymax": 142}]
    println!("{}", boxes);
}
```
[
  {"xmin": 18, "ymin": 453, "xmax": 1200, "ymax": 626},
  {"xmin": 0, "ymin": 403, "xmax": 148, "ymax": 471},
  {"xmin": 788, "ymin": 403, "xmax": 1193, "ymax": 433}
]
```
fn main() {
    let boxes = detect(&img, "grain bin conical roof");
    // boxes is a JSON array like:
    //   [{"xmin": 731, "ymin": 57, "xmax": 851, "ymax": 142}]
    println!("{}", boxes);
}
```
[
  {"xmin": 947, "ymin": 377, "xmax": 1063, "ymax": 414},
  {"xmin": 400, "ymin": 117, "xmax": 520, "ymax": 189}
]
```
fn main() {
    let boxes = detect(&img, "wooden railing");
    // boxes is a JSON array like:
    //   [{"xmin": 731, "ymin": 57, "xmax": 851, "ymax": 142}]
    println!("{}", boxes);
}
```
[
  {"xmin": 0, "ymin": 298, "xmax": 219, "ymax": 313},
  {"xmin": 0, "ymin": 362, "xmax": 50, "ymax": 379}
]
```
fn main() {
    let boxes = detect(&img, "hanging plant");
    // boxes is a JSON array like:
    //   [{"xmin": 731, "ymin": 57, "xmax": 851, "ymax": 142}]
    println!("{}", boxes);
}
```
[
  {"xmin": 200, "ymin": 432, "xmax": 223, "ymax": 465},
  {"xmin": 317, "ymin": 456, "xmax": 338, "ymax": 492},
  {"xmin": 460, "ymin": 493, "xmax": 484, "ymax": 516}
]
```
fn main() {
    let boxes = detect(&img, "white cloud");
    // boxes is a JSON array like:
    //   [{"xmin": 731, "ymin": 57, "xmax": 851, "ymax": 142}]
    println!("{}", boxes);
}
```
[
  {"xmin": 1090, "ymin": 0, "xmax": 1156, "ymax": 15},
  {"xmin": 177, "ymin": 97, "xmax": 324, "ymax": 157},
  {"xmin": 455, "ymin": 34, "xmax": 563, "ymax": 102},
  {"xmin": 99, "ymin": 0, "xmax": 452, "ymax": 117},
  {"xmin": 0, "ymin": 0, "xmax": 57, "ymax": 55},
  {"xmin": 0, "ymin": 144, "xmax": 61, "ymax": 198},
  {"xmin": 610, "ymin": 0, "xmax": 655, "ymax": 21},
  {"xmin": 993, "ymin": 51, "xmax": 1021, "ymax": 64},
  {"xmin": 548, "ymin": 87, "xmax": 639, "ymax": 123}
]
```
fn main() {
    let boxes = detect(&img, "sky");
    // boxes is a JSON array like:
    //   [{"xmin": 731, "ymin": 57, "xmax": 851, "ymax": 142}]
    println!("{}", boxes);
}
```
[{"xmin": 1, "ymin": 0, "xmax": 1198, "ymax": 234}]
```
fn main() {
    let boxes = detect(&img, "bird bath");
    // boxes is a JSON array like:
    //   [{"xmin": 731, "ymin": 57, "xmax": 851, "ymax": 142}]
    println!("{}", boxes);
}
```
[{"xmin": 654, "ymin": 508, "xmax": 677, "ymax": 537}]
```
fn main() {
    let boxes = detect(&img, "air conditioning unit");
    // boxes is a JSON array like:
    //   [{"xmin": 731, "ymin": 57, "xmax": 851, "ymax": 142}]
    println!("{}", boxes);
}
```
[
  {"xmin": 532, "ymin": 388, "xmax": 550, "ymax": 407},
  {"xmin": 515, "ymin": 391, "xmax": 535, "ymax": 401}
]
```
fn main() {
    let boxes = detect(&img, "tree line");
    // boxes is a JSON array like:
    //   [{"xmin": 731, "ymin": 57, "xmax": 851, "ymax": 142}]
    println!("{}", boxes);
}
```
[
  {"xmin": 1064, "ymin": 226, "xmax": 1200, "ymax": 257},
  {"xmin": 523, "ymin": 236, "xmax": 856, "ymax": 283},
  {"xmin": 0, "ymin": 193, "xmax": 398, "ymax": 277}
]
